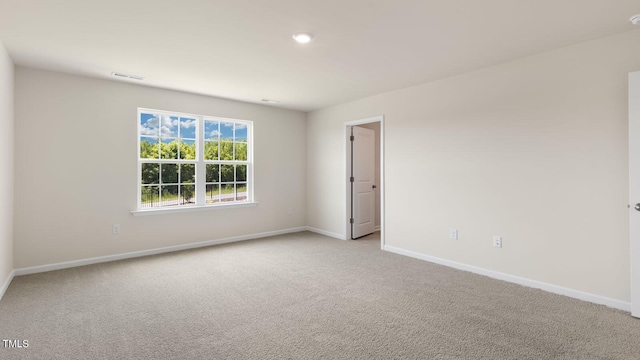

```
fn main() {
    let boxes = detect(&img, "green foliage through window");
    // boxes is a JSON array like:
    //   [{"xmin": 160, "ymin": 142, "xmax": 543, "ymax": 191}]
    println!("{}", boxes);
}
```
[{"xmin": 138, "ymin": 109, "xmax": 251, "ymax": 209}]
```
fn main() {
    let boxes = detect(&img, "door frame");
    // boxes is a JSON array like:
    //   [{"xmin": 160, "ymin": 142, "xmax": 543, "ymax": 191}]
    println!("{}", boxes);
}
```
[
  {"xmin": 630, "ymin": 71, "xmax": 640, "ymax": 318},
  {"xmin": 344, "ymin": 115, "xmax": 385, "ymax": 249}
]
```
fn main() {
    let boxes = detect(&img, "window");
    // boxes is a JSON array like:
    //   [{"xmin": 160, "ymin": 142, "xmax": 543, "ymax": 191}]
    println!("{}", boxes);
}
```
[{"xmin": 138, "ymin": 108, "xmax": 252, "ymax": 210}]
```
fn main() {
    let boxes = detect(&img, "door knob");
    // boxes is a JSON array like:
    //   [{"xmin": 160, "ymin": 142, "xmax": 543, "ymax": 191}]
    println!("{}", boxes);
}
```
[
  {"xmin": 372, "ymin": 185, "xmax": 377, "ymax": 189},
  {"xmin": 635, "ymin": 203, "xmax": 640, "ymax": 211}
]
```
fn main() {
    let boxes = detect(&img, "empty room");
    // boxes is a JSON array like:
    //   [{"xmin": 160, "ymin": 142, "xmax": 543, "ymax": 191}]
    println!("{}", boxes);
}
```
[{"xmin": 2, "ymin": 1, "xmax": 640, "ymax": 359}]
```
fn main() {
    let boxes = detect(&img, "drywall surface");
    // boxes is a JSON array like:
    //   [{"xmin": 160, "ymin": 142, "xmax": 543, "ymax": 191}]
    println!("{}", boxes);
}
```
[
  {"xmin": 307, "ymin": 29, "xmax": 640, "ymax": 302},
  {"xmin": 0, "ymin": 42, "xmax": 14, "ymax": 287},
  {"xmin": 14, "ymin": 68, "xmax": 306, "ymax": 268}
]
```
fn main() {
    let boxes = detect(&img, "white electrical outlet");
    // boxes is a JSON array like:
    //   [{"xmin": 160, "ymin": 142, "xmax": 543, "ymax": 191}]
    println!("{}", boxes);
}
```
[
  {"xmin": 493, "ymin": 236, "xmax": 502, "ymax": 248},
  {"xmin": 449, "ymin": 228, "xmax": 458, "ymax": 240},
  {"xmin": 287, "ymin": 207, "xmax": 293, "ymax": 215},
  {"xmin": 113, "ymin": 224, "xmax": 121, "ymax": 234}
]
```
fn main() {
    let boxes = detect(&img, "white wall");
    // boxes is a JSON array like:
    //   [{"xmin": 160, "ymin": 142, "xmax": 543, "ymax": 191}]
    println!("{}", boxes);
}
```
[
  {"xmin": 14, "ymin": 68, "xmax": 306, "ymax": 269},
  {"xmin": 0, "ymin": 42, "xmax": 14, "ymax": 290},
  {"xmin": 307, "ymin": 29, "xmax": 640, "ymax": 302}
]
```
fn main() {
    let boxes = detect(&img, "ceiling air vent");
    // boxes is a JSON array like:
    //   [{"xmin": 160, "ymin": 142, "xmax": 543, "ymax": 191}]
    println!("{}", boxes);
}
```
[{"xmin": 111, "ymin": 72, "xmax": 144, "ymax": 80}]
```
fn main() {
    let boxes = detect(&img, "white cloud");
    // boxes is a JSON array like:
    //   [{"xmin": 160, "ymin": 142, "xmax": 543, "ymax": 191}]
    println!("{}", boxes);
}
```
[
  {"xmin": 160, "ymin": 126, "xmax": 176, "ymax": 137},
  {"xmin": 140, "ymin": 127, "xmax": 157, "ymax": 136},
  {"xmin": 141, "ymin": 116, "xmax": 159, "ymax": 136},
  {"xmin": 209, "ymin": 130, "xmax": 220, "ymax": 137},
  {"xmin": 236, "ymin": 123, "xmax": 247, "ymax": 129},
  {"xmin": 140, "ymin": 115, "xmax": 179, "ymax": 137},
  {"xmin": 181, "ymin": 119, "xmax": 196, "ymax": 128},
  {"xmin": 146, "ymin": 117, "xmax": 159, "ymax": 127},
  {"xmin": 153, "ymin": 115, "xmax": 177, "ymax": 137},
  {"xmin": 160, "ymin": 115, "xmax": 177, "ymax": 128}
]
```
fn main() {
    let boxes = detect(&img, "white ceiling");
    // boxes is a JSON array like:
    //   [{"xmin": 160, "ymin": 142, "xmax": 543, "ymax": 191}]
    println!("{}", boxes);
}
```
[{"xmin": 0, "ymin": 0, "xmax": 639, "ymax": 112}]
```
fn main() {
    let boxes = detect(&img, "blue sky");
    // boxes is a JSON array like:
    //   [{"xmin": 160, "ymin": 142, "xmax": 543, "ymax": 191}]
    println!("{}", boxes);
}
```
[
  {"xmin": 141, "ymin": 113, "xmax": 247, "ymax": 141},
  {"xmin": 140, "ymin": 113, "xmax": 196, "ymax": 139},
  {"xmin": 205, "ymin": 120, "xmax": 247, "ymax": 141}
]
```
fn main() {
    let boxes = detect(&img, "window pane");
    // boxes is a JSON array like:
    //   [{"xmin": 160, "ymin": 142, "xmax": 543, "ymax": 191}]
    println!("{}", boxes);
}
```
[
  {"xmin": 180, "ymin": 185, "xmax": 195, "ymax": 205},
  {"xmin": 206, "ymin": 164, "xmax": 219, "ymax": 183},
  {"xmin": 139, "ymin": 111, "xmax": 251, "ymax": 210},
  {"xmin": 160, "ymin": 115, "xmax": 179, "ymax": 138},
  {"xmin": 204, "ymin": 120, "xmax": 219, "ymax": 140},
  {"xmin": 206, "ymin": 184, "xmax": 220, "ymax": 204},
  {"xmin": 141, "ymin": 186, "xmax": 159, "ymax": 208},
  {"xmin": 221, "ymin": 184, "xmax": 235, "ymax": 202},
  {"xmin": 140, "ymin": 113, "xmax": 159, "ymax": 136},
  {"xmin": 220, "ymin": 122, "xmax": 234, "ymax": 141},
  {"xmin": 161, "ymin": 139, "xmax": 179, "ymax": 159},
  {"xmin": 236, "ymin": 165, "xmax": 247, "ymax": 182},
  {"xmin": 220, "ymin": 140, "xmax": 233, "ymax": 160},
  {"xmin": 235, "ymin": 124, "xmax": 248, "ymax": 142},
  {"xmin": 221, "ymin": 165, "xmax": 234, "ymax": 182},
  {"xmin": 160, "ymin": 185, "xmax": 179, "ymax": 207},
  {"xmin": 180, "ymin": 117, "xmax": 196, "ymax": 139},
  {"xmin": 140, "ymin": 137, "xmax": 160, "ymax": 159},
  {"xmin": 180, "ymin": 139, "xmax": 196, "ymax": 160},
  {"xmin": 180, "ymin": 164, "xmax": 195, "ymax": 184},
  {"xmin": 237, "ymin": 183, "xmax": 247, "ymax": 201},
  {"xmin": 161, "ymin": 164, "xmax": 178, "ymax": 184},
  {"xmin": 234, "ymin": 142, "xmax": 247, "ymax": 161},
  {"xmin": 204, "ymin": 141, "xmax": 219, "ymax": 160},
  {"xmin": 141, "ymin": 163, "xmax": 159, "ymax": 184}
]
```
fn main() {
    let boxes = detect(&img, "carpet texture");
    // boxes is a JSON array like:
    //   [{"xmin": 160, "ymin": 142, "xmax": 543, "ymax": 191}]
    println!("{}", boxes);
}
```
[{"xmin": 1, "ymin": 231, "xmax": 639, "ymax": 359}]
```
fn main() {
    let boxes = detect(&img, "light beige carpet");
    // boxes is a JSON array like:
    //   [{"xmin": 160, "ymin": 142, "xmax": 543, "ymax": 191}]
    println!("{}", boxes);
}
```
[{"xmin": 1, "ymin": 231, "xmax": 639, "ymax": 359}]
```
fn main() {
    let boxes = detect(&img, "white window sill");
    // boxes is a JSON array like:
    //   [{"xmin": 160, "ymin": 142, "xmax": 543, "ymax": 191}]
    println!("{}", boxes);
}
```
[{"xmin": 131, "ymin": 202, "xmax": 259, "ymax": 216}]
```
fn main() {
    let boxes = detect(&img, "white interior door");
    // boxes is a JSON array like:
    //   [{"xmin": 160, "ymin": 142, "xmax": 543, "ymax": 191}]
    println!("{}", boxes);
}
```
[
  {"xmin": 351, "ymin": 126, "xmax": 375, "ymax": 239},
  {"xmin": 630, "ymin": 71, "xmax": 640, "ymax": 318}
]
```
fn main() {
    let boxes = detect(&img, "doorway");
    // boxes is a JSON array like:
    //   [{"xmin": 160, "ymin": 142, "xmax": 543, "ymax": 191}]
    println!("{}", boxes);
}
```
[
  {"xmin": 629, "ymin": 71, "xmax": 640, "ymax": 318},
  {"xmin": 345, "ymin": 116, "xmax": 384, "ymax": 249}
]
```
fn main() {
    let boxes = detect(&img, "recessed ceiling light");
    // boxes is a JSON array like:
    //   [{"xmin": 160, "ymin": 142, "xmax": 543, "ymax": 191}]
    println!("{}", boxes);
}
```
[
  {"xmin": 292, "ymin": 32, "xmax": 313, "ymax": 44},
  {"xmin": 111, "ymin": 72, "xmax": 144, "ymax": 80},
  {"xmin": 632, "ymin": 14, "xmax": 640, "ymax": 25},
  {"xmin": 261, "ymin": 99, "xmax": 279, "ymax": 104}
]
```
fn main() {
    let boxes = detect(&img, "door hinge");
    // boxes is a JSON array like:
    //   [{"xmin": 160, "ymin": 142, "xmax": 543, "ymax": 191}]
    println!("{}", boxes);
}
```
[
  {"xmin": 350, "ymin": 176, "xmax": 354, "ymax": 182},
  {"xmin": 350, "ymin": 218, "xmax": 354, "ymax": 224},
  {"xmin": 350, "ymin": 135, "xmax": 354, "ymax": 141}
]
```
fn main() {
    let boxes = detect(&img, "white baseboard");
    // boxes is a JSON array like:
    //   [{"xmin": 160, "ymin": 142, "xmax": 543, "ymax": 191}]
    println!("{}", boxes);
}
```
[
  {"xmin": 305, "ymin": 226, "xmax": 345, "ymax": 240},
  {"xmin": 383, "ymin": 245, "xmax": 631, "ymax": 312},
  {"xmin": 0, "ymin": 270, "xmax": 15, "ymax": 302},
  {"xmin": 374, "ymin": 226, "xmax": 381, "ymax": 232},
  {"xmin": 14, "ymin": 227, "xmax": 307, "ymax": 276},
  {"xmin": 12, "ymin": 228, "xmax": 627, "ymax": 312}
]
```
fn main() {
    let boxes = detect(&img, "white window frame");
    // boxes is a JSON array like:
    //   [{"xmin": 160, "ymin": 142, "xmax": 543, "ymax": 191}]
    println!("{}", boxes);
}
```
[{"xmin": 134, "ymin": 108, "xmax": 254, "ymax": 215}]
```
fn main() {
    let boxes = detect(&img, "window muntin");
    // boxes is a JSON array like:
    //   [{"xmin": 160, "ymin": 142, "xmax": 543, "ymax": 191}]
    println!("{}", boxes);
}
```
[
  {"xmin": 138, "ymin": 109, "xmax": 252, "ymax": 210},
  {"xmin": 202, "ymin": 119, "xmax": 249, "ymax": 204}
]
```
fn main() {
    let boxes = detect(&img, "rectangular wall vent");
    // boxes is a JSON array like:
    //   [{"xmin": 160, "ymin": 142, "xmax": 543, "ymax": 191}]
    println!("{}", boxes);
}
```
[{"xmin": 111, "ymin": 72, "xmax": 144, "ymax": 80}]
